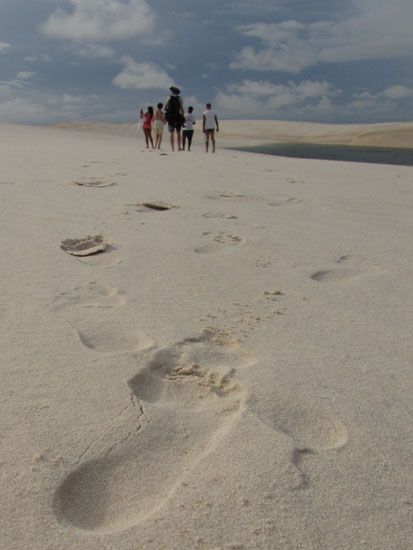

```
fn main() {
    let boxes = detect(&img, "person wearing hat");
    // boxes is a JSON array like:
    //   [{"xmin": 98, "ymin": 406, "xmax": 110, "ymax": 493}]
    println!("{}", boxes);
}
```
[{"xmin": 164, "ymin": 86, "xmax": 185, "ymax": 152}]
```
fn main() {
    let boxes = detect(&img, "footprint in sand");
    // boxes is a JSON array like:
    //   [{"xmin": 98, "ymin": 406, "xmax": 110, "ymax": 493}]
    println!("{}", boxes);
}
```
[
  {"xmin": 311, "ymin": 254, "xmax": 386, "ymax": 283},
  {"xmin": 72, "ymin": 177, "xmax": 116, "ymax": 188},
  {"xmin": 76, "ymin": 318, "xmax": 152, "ymax": 353},
  {"xmin": 250, "ymin": 399, "xmax": 348, "ymax": 490},
  {"xmin": 195, "ymin": 232, "xmax": 244, "ymax": 254},
  {"xmin": 52, "ymin": 282, "xmax": 152, "ymax": 353},
  {"xmin": 268, "ymin": 198, "xmax": 303, "ymax": 207},
  {"xmin": 75, "ymin": 244, "xmax": 121, "ymax": 268},
  {"xmin": 207, "ymin": 191, "xmax": 246, "ymax": 200},
  {"xmin": 60, "ymin": 235, "xmax": 120, "ymax": 267},
  {"xmin": 126, "ymin": 201, "xmax": 177, "ymax": 212},
  {"xmin": 60, "ymin": 235, "xmax": 106, "ymax": 257},
  {"xmin": 52, "ymin": 282, "xmax": 126, "ymax": 311},
  {"xmin": 202, "ymin": 212, "xmax": 238, "ymax": 220},
  {"xmin": 53, "ymin": 329, "xmax": 256, "ymax": 534},
  {"xmin": 258, "ymin": 401, "xmax": 349, "ymax": 451},
  {"xmin": 138, "ymin": 201, "xmax": 177, "ymax": 211}
]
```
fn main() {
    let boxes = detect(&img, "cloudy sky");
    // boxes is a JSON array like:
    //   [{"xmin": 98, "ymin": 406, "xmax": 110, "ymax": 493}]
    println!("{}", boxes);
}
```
[{"xmin": 1, "ymin": 0, "xmax": 413, "ymax": 124}]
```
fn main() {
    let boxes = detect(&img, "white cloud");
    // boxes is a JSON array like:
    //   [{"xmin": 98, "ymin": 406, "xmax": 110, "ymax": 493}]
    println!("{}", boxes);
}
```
[
  {"xmin": 24, "ymin": 54, "xmax": 52, "ymax": 62},
  {"xmin": 382, "ymin": 85, "xmax": 413, "ymax": 100},
  {"xmin": 112, "ymin": 56, "xmax": 172, "ymax": 90},
  {"xmin": 232, "ymin": 0, "xmax": 413, "ymax": 73},
  {"xmin": 0, "ymin": 98, "xmax": 54, "ymax": 124},
  {"xmin": 215, "ymin": 78, "xmax": 413, "ymax": 121},
  {"xmin": 348, "ymin": 84, "xmax": 413, "ymax": 112},
  {"xmin": 0, "ymin": 79, "xmax": 26, "ymax": 90},
  {"xmin": 41, "ymin": 0, "xmax": 154, "ymax": 43},
  {"xmin": 0, "ymin": 71, "xmax": 37, "ymax": 93},
  {"xmin": 217, "ymin": 79, "xmax": 338, "ymax": 117},
  {"xmin": 0, "ymin": 42, "xmax": 11, "ymax": 53},
  {"xmin": 0, "ymin": 92, "xmax": 98, "ymax": 124},
  {"xmin": 17, "ymin": 71, "xmax": 36, "ymax": 80}
]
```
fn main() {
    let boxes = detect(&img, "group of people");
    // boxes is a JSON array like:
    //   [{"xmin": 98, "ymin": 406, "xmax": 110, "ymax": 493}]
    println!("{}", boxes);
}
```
[{"xmin": 139, "ymin": 86, "xmax": 219, "ymax": 153}]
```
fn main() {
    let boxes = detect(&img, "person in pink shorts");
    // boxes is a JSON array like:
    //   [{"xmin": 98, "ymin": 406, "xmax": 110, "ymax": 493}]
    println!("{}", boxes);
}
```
[{"xmin": 140, "ymin": 106, "xmax": 154, "ymax": 149}]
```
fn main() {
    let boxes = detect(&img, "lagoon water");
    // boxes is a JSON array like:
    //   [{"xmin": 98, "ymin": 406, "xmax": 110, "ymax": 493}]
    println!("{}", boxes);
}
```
[{"xmin": 232, "ymin": 142, "xmax": 413, "ymax": 166}]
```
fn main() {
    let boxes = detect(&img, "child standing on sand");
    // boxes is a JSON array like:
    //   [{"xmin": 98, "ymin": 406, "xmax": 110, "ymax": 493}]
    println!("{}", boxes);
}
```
[
  {"xmin": 153, "ymin": 103, "xmax": 166, "ymax": 150},
  {"xmin": 182, "ymin": 106, "xmax": 196, "ymax": 151},
  {"xmin": 140, "ymin": 106, "xmax": 154, "ymax": 149}
]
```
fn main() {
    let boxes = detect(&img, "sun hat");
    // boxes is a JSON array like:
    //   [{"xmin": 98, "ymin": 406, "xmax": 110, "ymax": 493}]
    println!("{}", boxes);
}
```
[{"xmin": 169, "ymin": 86, "xmax": 181, "ymax": 95}]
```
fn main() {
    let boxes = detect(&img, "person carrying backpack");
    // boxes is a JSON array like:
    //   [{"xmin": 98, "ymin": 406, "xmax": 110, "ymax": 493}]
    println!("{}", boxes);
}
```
[{"xmin": 164, "ymin": 86, "xmax": 185, "ymax": 152}]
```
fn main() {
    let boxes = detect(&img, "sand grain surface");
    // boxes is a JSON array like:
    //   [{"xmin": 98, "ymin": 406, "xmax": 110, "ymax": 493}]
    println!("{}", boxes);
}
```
[{"xmin": 0, "ymin": 122, "xmax": 412, "ymax": 549}]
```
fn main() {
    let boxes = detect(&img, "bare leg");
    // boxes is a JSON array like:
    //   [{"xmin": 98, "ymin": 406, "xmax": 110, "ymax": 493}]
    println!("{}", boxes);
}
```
[
  {"xmin": 158, "ymin": 133, "xmax": 163, "ymax": 149},
  {"xmin": 205, "ymin": 132, "xmax": 209, "ymax": 153},
  {"xmin": 211, "ymin": 131, "xmax": 215, "ymax": 153},
  {"xmin": 177, "ymin": 132, "xmax": 182, "ymax": 151},
  {"xmin": 144, "ymin": 129, "xmax": 149, "ymax": 148},
  {"xmin": 170, "ymin": 131, "xmax": 174, "ymax": 152}
]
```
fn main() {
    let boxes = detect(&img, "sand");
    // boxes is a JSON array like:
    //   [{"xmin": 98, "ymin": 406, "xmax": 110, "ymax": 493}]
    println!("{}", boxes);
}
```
[
  {"xmin": 0, "ymin": 121, "xmax": 412, "ymax": 549},
  {"xmin": 55, "ymin": 119, "xmax": 413, "ymax": 149}
]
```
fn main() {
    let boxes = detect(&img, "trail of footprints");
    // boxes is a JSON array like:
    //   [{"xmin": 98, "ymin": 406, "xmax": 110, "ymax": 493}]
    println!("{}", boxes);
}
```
[{"xmin": 53, "ymin": 171, "xmax": 356, "ymax": 535}]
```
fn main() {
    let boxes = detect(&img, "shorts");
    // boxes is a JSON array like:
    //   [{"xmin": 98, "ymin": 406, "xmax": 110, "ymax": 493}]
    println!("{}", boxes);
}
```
[
  {"xmin": 168, "ymin": 120, "xmax": 183, "ymax": 132},
  {"xmin": 204, "ymin": 128, "xmax": 215, "ymax": 135},
  {"xmin": 152, "ymin": 120, "xmax": 164, "ymax": 135}
]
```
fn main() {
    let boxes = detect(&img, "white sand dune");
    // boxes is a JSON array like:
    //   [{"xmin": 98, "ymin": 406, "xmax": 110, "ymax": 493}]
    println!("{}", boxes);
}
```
[
  {"xmin": 219, "ymin": 120, "xmax": 413, "ymax": 148},
  {"xmin": 0, "ymin": 121, "xmax": 412, "ymax": 549}
]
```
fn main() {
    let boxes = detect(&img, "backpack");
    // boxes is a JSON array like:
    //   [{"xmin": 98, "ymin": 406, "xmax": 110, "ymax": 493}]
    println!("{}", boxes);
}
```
[{"xmin": 165, "ymin": 96, "xmax": 184, "ymax": 125}]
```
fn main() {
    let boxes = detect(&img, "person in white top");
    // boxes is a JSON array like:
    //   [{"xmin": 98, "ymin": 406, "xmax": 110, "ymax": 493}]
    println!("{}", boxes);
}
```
[
  {"xmin": 182, "ymin": 106, "xmax": 196, "ymax": 151},
  {"xmin": 202, "ymin": 103, "xmax": 219, "ymax": 153}
]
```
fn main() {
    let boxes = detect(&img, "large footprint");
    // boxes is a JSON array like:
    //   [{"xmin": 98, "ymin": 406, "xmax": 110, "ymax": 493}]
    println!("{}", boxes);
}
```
[
  {"xmin": 249, "ymin": 398, "xmax": 348, "ymax": 490},
  {"xmin": 254, "ymin": 399, "xmax": 348, "ymax": 452},
  {"xmin": 311, "ymin": 254, "xmax": 386, "ymax": 283},
  {"xmin": 53, "ymin": 329, "xmax": 256, "ymax": 534},
  {"xmin": 52, "ymin": 282, "xmax": 126, "ymax": 311},
  {"xmin": 52, "ymin": 282, "xmax": 152, "ymax": 353}
]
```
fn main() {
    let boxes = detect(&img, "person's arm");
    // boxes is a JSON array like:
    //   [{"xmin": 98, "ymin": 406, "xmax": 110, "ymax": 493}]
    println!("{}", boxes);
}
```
[
  {"xmin": 140, "ymin": 109, "xmax": 144, "ymax": 119},
  {"xmin": 215, "ymin": 114, "xmax": 219, "ymax": 132},
  {"xmin": 203, "ymin": 114, "xmax": 206, "ymax": 132}
]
